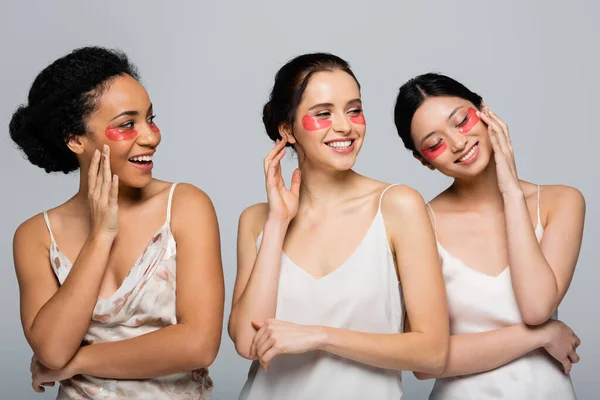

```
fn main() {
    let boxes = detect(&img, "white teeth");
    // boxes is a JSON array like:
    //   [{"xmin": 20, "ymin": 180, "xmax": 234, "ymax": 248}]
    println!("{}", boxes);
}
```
[
  {"xmin": 327, "ymin": 140, "xmax": 352, "ymax": 148},
  {"xmin": 129, "ymin": 155, "xmax": 153, "ymax": 162},
  {"xmin": 458, "ymin": 145, "xmax": 477, "ymax": 162}
]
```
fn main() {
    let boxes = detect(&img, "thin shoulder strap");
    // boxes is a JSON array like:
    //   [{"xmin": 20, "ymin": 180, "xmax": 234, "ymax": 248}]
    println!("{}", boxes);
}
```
[
  {"xmin": 166, "ymin": 183, "xmax": 178, "ymax": 224},
  {"xmin": 425, "ymin": 203, "xmax": 438, "ymax": 241},
  {"xmin": 378, "ymin": 184, "xmax": 400, "ymax": 210},
  {"xmin": 42, "ymin": 210, "xmax": 56, "ymax": 243},
  {"xmin": 536, "ymin": 185, "xmax": 542, "ymax": 225}
]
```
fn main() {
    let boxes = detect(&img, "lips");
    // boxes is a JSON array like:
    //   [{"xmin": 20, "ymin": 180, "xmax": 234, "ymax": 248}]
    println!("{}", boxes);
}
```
[{"xmin": 455, "ymin": 142, "xmax": 479, "ymax": 165}]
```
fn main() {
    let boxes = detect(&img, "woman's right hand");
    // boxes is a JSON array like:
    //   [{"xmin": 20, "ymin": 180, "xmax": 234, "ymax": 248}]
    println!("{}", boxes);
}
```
[
  {"xmin": 264, "ymin": 136, "xmax": 301, "ymax": 223},
  {"xmin": 540, "ymin": 320, "xmax": 581, "ymax": 374},
  {"xmin": 88, "ymin": 145, "xmax": 119, "ymax": 239}
]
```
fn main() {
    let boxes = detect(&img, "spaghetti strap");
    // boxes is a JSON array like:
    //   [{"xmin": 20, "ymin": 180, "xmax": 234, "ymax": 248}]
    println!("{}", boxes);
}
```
[
  {"xmin": 536, "ymin": 185, "xmax": 541, "ymax": 226},
  {"xmin": 42, "ymin": 210, "xmax": 56, "ymax": 243},
  {"xmin": 166, "ymin": 183, "xmax": 178, "ymax": 224},
  {"xmin": 426, "ymin": 203, "xmax": 438, "ymax": 241},
  {"xmin": 378, "ymin": 184, "xmax": 400, "ymax": 210}
]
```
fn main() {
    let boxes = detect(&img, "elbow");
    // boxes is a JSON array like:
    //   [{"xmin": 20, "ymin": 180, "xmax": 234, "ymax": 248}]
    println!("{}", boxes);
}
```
[
  {"xmin": 520, "ymin": 304, "xmax": 555, "ymax": 326},
  {"xmin": 420, "ymin": 336, "xmax": 448, "ymax": 376},
  {"xmin": 35, "ymin": 348, "xmax": 73, "ymax": 371},
  {"xmin": 233, "ymin": 339, "xmax": 253, "ymax": 361},
  {"xmin": 413, "ymin": 371, "xmax": 435, "ymax": 381}
]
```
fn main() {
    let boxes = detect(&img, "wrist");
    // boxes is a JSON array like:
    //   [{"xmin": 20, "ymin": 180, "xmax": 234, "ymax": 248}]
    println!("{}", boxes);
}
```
[
  {"xmin": 264, "ymin": 217, "xmax": 290, "ymax": 234},
  {"xmin": 532, "ymin": 323, "xmax": 551, "ymax": 348},
  {"xmin": 88, "ymin": 231, "xmax": 116, "ymax": 246},
  {"xmin": 502, "ymin": 188, "xmax": 525, "ymax": 203},
  {"xmin": 313, "ymin": 326, "xmax": 330, "ymax": 351}
]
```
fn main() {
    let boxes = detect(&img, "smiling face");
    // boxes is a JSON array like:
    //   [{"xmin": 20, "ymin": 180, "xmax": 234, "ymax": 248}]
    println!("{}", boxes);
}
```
[
  {"xmin": 283, "ymin": 69, "xmax": 366, "ymax": 172},
  {"xmin": 410, "ymin": 96, "xmax": 491, "ymax": 178},
  {"xmin": 67, "ymin": 74, "xmax": 161, "ymax": 188}
]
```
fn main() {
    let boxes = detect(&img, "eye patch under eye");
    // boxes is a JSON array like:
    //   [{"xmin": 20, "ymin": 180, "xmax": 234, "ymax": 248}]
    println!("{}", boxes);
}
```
[
  {"xmin": 105, "ymin": 126, "xmax": 138, "ymax": 141},
  {"xmin": 458, "ymin": 108, "xmax": 479, "ymax": 134},
  {"xmin": 302, "ymin": 115, "xmax": 332, "ymax": 131},
  {"xmin": 349, "ymin": 114, "xmax": 366, "ymax": 125},
  {"xmin": 421, "ymin": 142, "xmax": 447, "ymax": 161}
]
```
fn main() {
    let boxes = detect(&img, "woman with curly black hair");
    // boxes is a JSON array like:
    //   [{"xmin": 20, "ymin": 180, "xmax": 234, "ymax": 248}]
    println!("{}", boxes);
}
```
[{"xmin": 10, "ymin": 46, "xmax": 224, "ymax": 399}]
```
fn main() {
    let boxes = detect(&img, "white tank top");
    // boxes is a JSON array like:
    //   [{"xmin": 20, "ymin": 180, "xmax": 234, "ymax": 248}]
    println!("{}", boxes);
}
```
[
  {"xmin": 239, "ymin": 185, "xmax": 405, "ymax": 400},
  {"xmin": 427, "ymin": 186, "xmax": 576, "ymax": 400}
]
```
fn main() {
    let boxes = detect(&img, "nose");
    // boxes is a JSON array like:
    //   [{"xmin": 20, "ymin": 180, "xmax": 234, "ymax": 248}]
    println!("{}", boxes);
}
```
[
  {"xmin": 448, "ymin": 131, "xmax": 468, "ymax": 153},
  {"xmin": 136, "ymin": 123, "xmax": 161, "ymax": 148},
  {"xmin": 331, "ymin": 114, "xmax": 352, "ymax": 135}
]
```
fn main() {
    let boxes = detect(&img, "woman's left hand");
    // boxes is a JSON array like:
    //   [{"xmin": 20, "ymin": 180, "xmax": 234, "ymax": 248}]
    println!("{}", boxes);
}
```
[
  {"xmin": 250, "ymin": 319, "xmax": 326, "ymax": 371},
  {"xmin": 30, "ymin": 355, "xmax": 77, "ymax": 393},
  {"xmin": 477, "ymin": 105, "xmax": 522, "ymax": 196}
]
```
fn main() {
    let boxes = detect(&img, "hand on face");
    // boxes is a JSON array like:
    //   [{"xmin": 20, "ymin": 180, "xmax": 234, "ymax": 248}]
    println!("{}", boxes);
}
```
[
  {"xmin": 87, "ymin": 144, "xmax": 119, "ymax": 240},
  {"xmin": 476, "ymin": 104, "xmax": 521, "ymax": 195}
]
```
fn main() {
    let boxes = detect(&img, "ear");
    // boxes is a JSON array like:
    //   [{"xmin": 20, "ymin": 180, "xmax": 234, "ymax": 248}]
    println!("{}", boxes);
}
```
[
  {"xmin": 413, "ymin": 152, "xmax": 436, "ymax": 171},
  {"xmin": 65, "ymin": 134, "xmax": 87, "ymax": 155},
  {"xmin": 278, "ymin": 122, "xmax": 296, "ymax": 144}
]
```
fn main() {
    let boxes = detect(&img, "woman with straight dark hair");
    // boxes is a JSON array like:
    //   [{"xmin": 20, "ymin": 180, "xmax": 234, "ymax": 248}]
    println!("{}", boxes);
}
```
[
  {"xmin": 394, "ymin": 72, "xmax": 584, "ymax": 399},
  {"xmin": 229, "ymin": 54, "xmax": 450, "ymax": 399}
]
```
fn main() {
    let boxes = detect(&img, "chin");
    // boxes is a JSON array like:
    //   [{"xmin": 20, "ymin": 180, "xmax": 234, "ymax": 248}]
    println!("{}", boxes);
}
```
[{"xmin": 120, "ymin": 174, "xmax": 153, "ymax": 189}]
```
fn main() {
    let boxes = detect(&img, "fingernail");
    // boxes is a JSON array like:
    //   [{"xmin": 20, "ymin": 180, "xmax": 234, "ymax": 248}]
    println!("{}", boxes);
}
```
[
  {"xmin": 94, "ymin": 149, "xmax": 100, "ymax": 156},
  {"xmin": 103, "ymin": 144, "xmax": 108, "ymax": 152}
]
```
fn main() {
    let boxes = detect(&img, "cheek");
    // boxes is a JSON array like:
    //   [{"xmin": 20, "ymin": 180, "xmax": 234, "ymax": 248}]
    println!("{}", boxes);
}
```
[
  {"xmin": 301, "ymin": 115, "xmax": 332, "ymax": 131},
  {"xmin": 421, "ymin": 142, "xmax": 448, "ymax": 161},
  {"xmin": 149, "ymin": 122, "xmax": 160, "ymax": 134},
  {"xmin": 105, "ymin": 127, "xmax": 138, "ymax": 141},
  {"xmin": 349, "ymin": 114, "xmax": 366, "ymax": 125},
  {"xmin": 458, "ymin": 108, "xmax": 480, "ymax": 134}
]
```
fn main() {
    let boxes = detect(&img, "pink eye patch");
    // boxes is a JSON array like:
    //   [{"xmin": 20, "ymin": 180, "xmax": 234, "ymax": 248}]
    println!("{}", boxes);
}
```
[
  {"xmin": 105, "ymin": 126, "xmax": 138, "ymax": 141},
  {"xmin": 458, "ymin": 108, "xmax": 479, "ymax": 134},
  {"xmin": 421, "ymin": 142, "xmax": 447, "ymax": 161},
  {"xmin": 349, "ymin": 114, "xmax": 366, "ymax": 125},
  {"xmin": 301, "ymin": 115, "xmax": 332, "ymax": 131}
]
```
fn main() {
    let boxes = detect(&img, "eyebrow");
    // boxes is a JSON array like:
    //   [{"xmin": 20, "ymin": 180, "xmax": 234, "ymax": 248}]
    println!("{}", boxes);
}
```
[
  {"xmin": 307, "ymin": 98, "xmax": 362, "ymax": 111},
  {"xmin": 420, "ymin": 106, "xmax": 464, "ymax": 145},
  {"xmin": 110, "ymin": 103, "xmax": 153, "ymax": 121}
]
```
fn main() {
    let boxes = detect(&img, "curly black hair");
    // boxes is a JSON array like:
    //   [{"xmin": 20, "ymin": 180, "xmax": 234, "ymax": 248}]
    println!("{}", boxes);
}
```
[{"xmin": 9, "ymin": 46, "xmax": 140, "ymax": 173}]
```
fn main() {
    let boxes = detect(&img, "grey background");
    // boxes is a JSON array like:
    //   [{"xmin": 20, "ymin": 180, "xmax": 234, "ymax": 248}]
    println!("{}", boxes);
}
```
[{"xmin": 1, "ymin": 1, "xmax": 598, "ymax": 399}]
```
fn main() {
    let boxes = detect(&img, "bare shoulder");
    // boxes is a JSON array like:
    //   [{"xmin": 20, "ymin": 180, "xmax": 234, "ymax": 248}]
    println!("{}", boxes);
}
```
[
  {"xmin": 540, "ymin": 184, "xmax": 585, "ymax": 216},
  {"xmin": 171, "ymin": 182, "xmax": 214, "ymax": 207},
  {"xmin": 540, "ymin": 184, "xmax": 585, "ymax": 205},
  {"xmin": 238, "ymin": 202, "xmax": 269, "ymax": 239},
  {"xmin": 14, "ymin": 213, "xmax": 50, "ymax": 249},
  {"xmin": 380, "ymin": 184, "xmax": 427, "ymax": 217},
  {"xmin": 170, "ymin": 183, "xmax": 218, "ymax": 237}
]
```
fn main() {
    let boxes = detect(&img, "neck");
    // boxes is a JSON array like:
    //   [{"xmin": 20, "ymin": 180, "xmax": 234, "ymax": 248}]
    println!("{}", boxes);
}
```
[
  {"xmin": 74, "ymin": 166, "xmax": 147, "ymax": 208},
  {"xmin": 297, "ymin": 162, "xmax": 360, "ymax": 210},
  {"xmin": 448, "ymin": 158, "xmax": 504, "ymax": 209}
]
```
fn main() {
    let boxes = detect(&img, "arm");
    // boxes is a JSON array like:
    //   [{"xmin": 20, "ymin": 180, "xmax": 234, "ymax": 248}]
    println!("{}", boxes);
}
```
[
  {"xmin": 63, "ymin": 184, "xmax": 224, "ymax": 379},
  {"xmin": 15, "ymin": 221, "xmax": 114, "ymax": 370},
  {"xmin": 252, "ymin": 186, "xmax": 449, "ymax": 373},
  {"xmin": 503, "ymin": 186, "xmax": 585, "ymax": 325},
  {"xmin": 228, "ymin": 138, "xmax": 300, "ymax": 359},
  {"xmin": 15, "ymin": 146, "xmax": 119, "ymax": 369},
  {"xmin": 480, "ymin": 109, "xmax": 585, "ymax": 325},
  {"xmin": 228, "ymin": 204, "xmax": 288, "ymax": 359},
  {"xmin": 319, "ymin": 186, "xmax": 449, "ymax": 373}
]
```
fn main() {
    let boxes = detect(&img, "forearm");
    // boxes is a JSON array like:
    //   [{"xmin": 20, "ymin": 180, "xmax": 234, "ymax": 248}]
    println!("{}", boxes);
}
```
[
  {"xmin": 71, "ymin": 324, "xmax": 216, "ymax": 379},
  {"xmin": 230, "ymin": 219, "xmax": 287, "ymax": 357},
  {"xmin": 504, "ymin": 191, "xmax": 558, "ymax": 323},
  {"xmin": 30, "ymin": 234, "xmax": 113, "ymax": 368},
  {"xmin": 319, "ymin": 327, "xmax": 446, "ymax": 374},
  {"xmin": 416, "ymin": 324, "xmax": 544, "ymax": 379}
]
